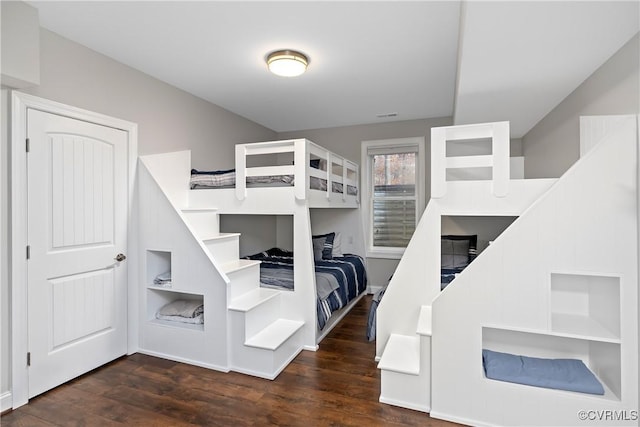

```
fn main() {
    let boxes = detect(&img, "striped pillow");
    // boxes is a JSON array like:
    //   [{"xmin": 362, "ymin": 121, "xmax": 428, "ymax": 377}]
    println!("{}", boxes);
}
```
[{"xmin": 312, "ymin": 232, "xmax": 335, "ymax": 261}]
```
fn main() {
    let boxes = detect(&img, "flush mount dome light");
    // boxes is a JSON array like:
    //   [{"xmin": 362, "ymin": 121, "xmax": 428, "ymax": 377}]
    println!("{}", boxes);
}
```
[{"xmin": 266, "ymin": 50, "xmax": 308, "ymax": 77}]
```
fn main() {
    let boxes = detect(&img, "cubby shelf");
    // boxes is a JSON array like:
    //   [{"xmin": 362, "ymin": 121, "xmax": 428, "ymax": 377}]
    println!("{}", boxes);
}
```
[
  {"xmin": 550, "ymin": 272, "xmax": 620, "ymax": 342},
  {"xmin": 147, "ymin": 249, "xmax": 172, "ymax": 288},
  {"xmin": 146, "ymin": 249, "xmax": 205, "ymax": 332},
  {"xmin": 482, "ymin": 326, "xmax": 621, "ymax": 401},
  {"xmin": 148, "ymin": 318, "xmax": 204, "ymax": 332},
  {"xmin": 550, "ymin": 313, "xmax": 620, "ymax": 343}
]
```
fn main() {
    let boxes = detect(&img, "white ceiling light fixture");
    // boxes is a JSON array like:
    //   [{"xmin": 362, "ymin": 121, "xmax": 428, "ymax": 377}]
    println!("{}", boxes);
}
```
[{"xmin": 266, "ymin": 50, "xmax": 309, "ymax": 77}]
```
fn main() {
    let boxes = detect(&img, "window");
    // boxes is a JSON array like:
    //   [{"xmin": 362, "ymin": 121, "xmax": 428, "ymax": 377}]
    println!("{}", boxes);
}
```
[{"xmin": 362, "ymin": 137, "xmax": 425, "ymax": 258}]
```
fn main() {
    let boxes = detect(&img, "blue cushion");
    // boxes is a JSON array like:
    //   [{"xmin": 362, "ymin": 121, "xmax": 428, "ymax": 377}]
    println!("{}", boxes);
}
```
[{"xmin": 482, "ymin": 349, "xmax": 604, "ymax": 395}]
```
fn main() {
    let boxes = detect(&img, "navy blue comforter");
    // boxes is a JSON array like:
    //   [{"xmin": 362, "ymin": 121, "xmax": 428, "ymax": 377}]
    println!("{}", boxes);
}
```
[{"xmin": 245, "ymin": 248, "xmax": 367, "ymax": 330}]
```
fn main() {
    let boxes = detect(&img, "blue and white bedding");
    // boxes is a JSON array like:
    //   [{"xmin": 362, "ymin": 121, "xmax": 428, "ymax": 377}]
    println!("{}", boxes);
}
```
[
  {"xmin": 190, "ymin": 168, "xmax": 358, "ymax": 195},
  {"xmin": 190, "ymin": 168, "xmax": 294, "ymax": 189},
  {"xmin": 244, "ymin": 248, "xmax": 367, "ymax": 330},
  {"xmin": 482, "ymin": 349, "xmax": 605, "ymax": 395}
]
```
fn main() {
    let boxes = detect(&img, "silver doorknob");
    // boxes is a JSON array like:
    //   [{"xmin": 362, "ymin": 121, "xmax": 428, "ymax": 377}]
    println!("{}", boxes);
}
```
[{"xmin": 115, "ymin": 253, "xmax": 127, "ymax": 262}]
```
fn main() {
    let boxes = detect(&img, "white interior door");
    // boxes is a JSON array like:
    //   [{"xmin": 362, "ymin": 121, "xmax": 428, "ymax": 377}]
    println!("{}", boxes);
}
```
[{"xmin": 26, "ymin": 108, "xmax": 128, "ymax": 398}]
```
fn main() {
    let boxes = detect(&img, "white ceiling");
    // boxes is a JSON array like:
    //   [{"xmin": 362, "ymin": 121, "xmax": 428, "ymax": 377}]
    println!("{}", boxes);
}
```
[
  {"xmin": 30, "ymin": 1, "xmax": 639, "ymax": 137},
  {"xmin": 455, "ymin": 1, "xmax": 640, "ymax": 137}
]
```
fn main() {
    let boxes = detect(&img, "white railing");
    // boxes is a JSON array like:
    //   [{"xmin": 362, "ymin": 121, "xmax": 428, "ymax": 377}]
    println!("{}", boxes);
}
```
[
  {"xmin": 431, "ymin": 121, "xmax": 510, "ymax": 198},
  {"xmin": 235, "ymin": 138, "xmax": 359, "ymax": 203}
]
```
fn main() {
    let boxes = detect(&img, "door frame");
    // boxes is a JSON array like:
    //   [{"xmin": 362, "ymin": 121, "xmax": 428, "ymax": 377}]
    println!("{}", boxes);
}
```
[{"xmin": 10, "ymin": 91, "xmax": 138, "ymax": 408}]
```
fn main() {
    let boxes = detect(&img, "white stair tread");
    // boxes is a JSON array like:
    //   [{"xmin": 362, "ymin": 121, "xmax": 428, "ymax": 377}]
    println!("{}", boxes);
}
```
[
  {"xmin": 202, "ymin": 232, "xmax": 240, "ymax": 242},
  {"xmin": 222, "ymin": 259, "xmax": 261, "ymax": 275},
  {"xmin": 417, "ymin": 306, "xmax": 432, "ymax": 336},
  {"xmin": 377, "ymin": 334, "xmax": 420, "ymax": 375},
  {"xmin": 181, "ymin": 207, "xmax": 219, "ymax": 212},
  {"xmin": 245, "ymin": 319, "xmax": 304, "ymax": 350},
  {"xmin": 228, "ymin": 288, "xmax": 280, "ymax": 312}
]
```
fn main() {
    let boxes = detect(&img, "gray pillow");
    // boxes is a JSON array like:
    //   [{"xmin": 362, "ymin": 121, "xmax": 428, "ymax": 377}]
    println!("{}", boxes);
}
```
[{"xmin": 441, "ymin": 238, "xmax": 470, "ymax": 268}]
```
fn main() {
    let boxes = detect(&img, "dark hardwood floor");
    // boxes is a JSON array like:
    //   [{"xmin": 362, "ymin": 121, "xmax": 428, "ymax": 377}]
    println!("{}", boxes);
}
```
[{"xmin": 1, "ymin": 295, "xmax": 462, "ymax": 426}]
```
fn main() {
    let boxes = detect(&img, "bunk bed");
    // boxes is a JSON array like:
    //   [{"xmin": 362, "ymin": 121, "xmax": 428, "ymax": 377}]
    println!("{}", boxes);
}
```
[
  {"xmin": 243, "ymin": 244, "xmax": 367, "ymax": 330},
  {"xmin": 183, "ymin": 138, "xmax": 367, "ymax": 342},
  {"xmin": 189, "ymin": 138, "xmax": 360, "ymax": 207},
  {"xmin": 140, "ymin": 139, "xmax": 366, "ymax": 378}
]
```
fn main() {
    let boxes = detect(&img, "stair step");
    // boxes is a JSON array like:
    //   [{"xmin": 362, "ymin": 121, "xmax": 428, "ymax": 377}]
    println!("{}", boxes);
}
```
[
  {"xmin": 181, "ymin": 208, "xmax": 219, "ymax": 238},
  {"xmin": 417, "ymin": 306, "xmax": 432, "ymax": 336},
  {"xmin": 378, "ymin": 334, "xmax": 420, "ymax": 375},
  {"xmin": 202, "ymin": 232, "xmax": 240, "ymax": 243},
  {"xmin": 181, "ymin": 207, "xmax": 219, "ymax": 212},
  {"xmin": 222, "ymin": 259, "xmax": 261, "ymax": 275},
  {"xmin": 228, "ymin": 288, "xmax": 280, "ymax": 312},
  {"xmin": 203, "ymin": 233, "xmax": 240, "ymax": 265},
  {"xmin": 245, "ymin": 319, "xmax": 304, "ymax": 350}
]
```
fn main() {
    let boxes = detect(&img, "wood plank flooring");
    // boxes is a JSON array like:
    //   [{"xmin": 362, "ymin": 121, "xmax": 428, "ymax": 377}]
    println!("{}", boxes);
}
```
[{"xmin": 1, "ymin": 295, "xmax": 462, "ymax": 426}]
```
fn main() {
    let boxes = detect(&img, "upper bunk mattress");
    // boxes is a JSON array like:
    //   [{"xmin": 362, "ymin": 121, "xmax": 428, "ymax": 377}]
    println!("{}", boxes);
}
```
[{"xmin": 190, "ymin": 168, "xmax": 357, "ymax": 195}]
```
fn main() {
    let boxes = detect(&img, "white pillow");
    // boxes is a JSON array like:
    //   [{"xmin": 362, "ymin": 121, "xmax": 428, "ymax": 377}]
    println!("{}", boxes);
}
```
[{"xmin": 332, "ymin": 232, "xmax": 343, "ymax": 257}]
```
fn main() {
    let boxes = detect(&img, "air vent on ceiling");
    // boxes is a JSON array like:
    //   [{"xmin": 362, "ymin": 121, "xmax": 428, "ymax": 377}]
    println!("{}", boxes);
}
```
[{"xmin": 376, "ymin": 112, "xmax": 398, "ymax": 118}]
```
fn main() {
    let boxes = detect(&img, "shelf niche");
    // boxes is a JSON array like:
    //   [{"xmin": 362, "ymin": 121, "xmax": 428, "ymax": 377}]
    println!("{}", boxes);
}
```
[
  {"xmin": 147, "ymin": 250, "xmax": 172, "ymax": 288},
  {"xmin": 482, "ymin": 327, "xmax": 621, "ymax": 401},
  {"xmin": 147, "ymin": 288, "xmax": 204, "ymax": 332},
  {"xmin": 550, "ymin": 273, "xmax": 620, "ymax": 342}
]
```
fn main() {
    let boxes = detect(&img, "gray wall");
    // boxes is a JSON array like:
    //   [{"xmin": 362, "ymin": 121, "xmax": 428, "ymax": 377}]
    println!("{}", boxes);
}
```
[
  {"xmin": 219, "ymin": 215, "xmax": 294, "ymax": 258},
  {"xmin": 523, "ymin": 33, "xmax": 639, "ymax": 178},
  {"xmin": 24, "ymin": 29, "xmax": 277, "ymax": 168},
  {"xmin": 279, "ymin": 117, "xmax": 453, "ymax": 288},
  {"xmin": 1, "ymin": 29, "xmax": 277, "ymax": 397}
]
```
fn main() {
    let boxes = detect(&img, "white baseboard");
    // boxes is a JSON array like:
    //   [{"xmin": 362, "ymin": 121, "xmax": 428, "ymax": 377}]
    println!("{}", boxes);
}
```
[
  {"xmin": 1, "ymin": 391, "xmax": 12, "ymax": 412},
  {"xmin": 429, "ymin": 410, "xmax": 494, "ymax": 427},
  {"xmin": 379, "ymin": 396, "xmax": 430, "ymax": 413}
]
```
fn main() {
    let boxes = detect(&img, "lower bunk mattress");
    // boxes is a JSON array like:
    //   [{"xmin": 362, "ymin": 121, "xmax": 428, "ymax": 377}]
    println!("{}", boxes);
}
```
[{"xmin": 244, "ymin": 248, "xmax": 367, "ymax": 330}]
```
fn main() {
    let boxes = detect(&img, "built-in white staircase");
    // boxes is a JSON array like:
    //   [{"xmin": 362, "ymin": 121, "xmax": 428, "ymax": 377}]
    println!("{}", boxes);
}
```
[
  {"xmin": 377, "ymin": 122, "xmax": 556, "ymax": 407},
  {"xmin": 138, "ymin": 152, "xmax": 305, "ymax": 379},
  {"xmin": 376, "ymin": 117, "xmax": 639, "ymax": 426},
  {"xmin": 377, "ymin": 305, "xmax": 433, "ymax": 412}
]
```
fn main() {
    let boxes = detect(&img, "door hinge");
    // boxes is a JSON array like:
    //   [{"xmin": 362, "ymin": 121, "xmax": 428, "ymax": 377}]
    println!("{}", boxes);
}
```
[
  {"xmin": 26, "ymin": 245, "xmax": 30, "ymax": 260},
  {"xmin": 27, "ymin": 352, "xmax": 31, "ymax": 367},
  {"xmin": 26, "ymin": 138, "xmax": 30, "ymax": 153}
]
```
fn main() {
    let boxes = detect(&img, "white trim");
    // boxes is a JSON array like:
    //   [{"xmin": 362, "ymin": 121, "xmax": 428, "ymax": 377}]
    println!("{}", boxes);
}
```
[
  {"xmin": 429, "ymin": 411, "xmax": 495, "ymax": 427},
  {"xmin": 361, "ymin": 137, "xmax": 426, "ymax": 259},
  {"xmin": 10, "ymin": 91, "xmax": 138, "ymax": 408},
  {"xmin": 0, "ymin": 391, "xmax": 12, "ymax": 413},
  {"xmin": 379, "ymin": 396, "xmax": 430, "ymax": 413}
]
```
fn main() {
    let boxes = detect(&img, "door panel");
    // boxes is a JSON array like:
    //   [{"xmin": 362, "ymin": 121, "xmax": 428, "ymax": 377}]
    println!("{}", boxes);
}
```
[
  {"xmin": 49, "ymin": 134, "xmax": 115, "ymax": 249},
  {"xmin": 27, "ymin": 109, "xmax": 128, "ymax": 398},
  {"xmin": 50, "ymin": 268, "xmax": 115, "ymax": 349}
]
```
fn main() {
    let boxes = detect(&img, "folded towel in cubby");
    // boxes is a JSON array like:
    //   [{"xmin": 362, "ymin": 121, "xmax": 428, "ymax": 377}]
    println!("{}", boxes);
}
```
[{"xmin": 157, "ymin": 299, "xmax": 203, "ymax": 318}]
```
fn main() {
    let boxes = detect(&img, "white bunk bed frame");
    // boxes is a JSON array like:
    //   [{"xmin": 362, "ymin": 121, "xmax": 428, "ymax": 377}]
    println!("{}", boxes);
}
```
[
  {"xmin": 233, "ymin": 138, "xmax": 359, "ymax": 207},
  {"xmin": 138, "ymin": 138, "xmax": 366, "ymax": 380},
  {"xmin": 375, "ymin": 118, "xmax": 638, "ymax": 426}
]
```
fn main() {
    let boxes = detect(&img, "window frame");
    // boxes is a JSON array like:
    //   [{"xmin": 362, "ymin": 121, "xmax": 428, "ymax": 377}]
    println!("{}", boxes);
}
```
[{"xmin": 361, "ymin": 137, "xmax": 426, "ymax": 259}]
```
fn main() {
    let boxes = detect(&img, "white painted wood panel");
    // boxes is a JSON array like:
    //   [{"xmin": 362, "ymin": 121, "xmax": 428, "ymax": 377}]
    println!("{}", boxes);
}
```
[
  {"xmin": 50, "ymin": 134, "xmax": 115, "ymax": 249},
  {"xmin": 51, "ymin": 268, "xmax": 115, "ymax": 348},
  {"xmin": 430, "ymin": 117, "xmax": 637, "ymax": 426}
]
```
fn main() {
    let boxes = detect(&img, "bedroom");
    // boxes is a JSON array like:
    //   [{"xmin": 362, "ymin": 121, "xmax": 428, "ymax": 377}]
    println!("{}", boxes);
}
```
[{"xmin": 1, "ymin": 1, "xmax": 638, "ymax": 425}]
